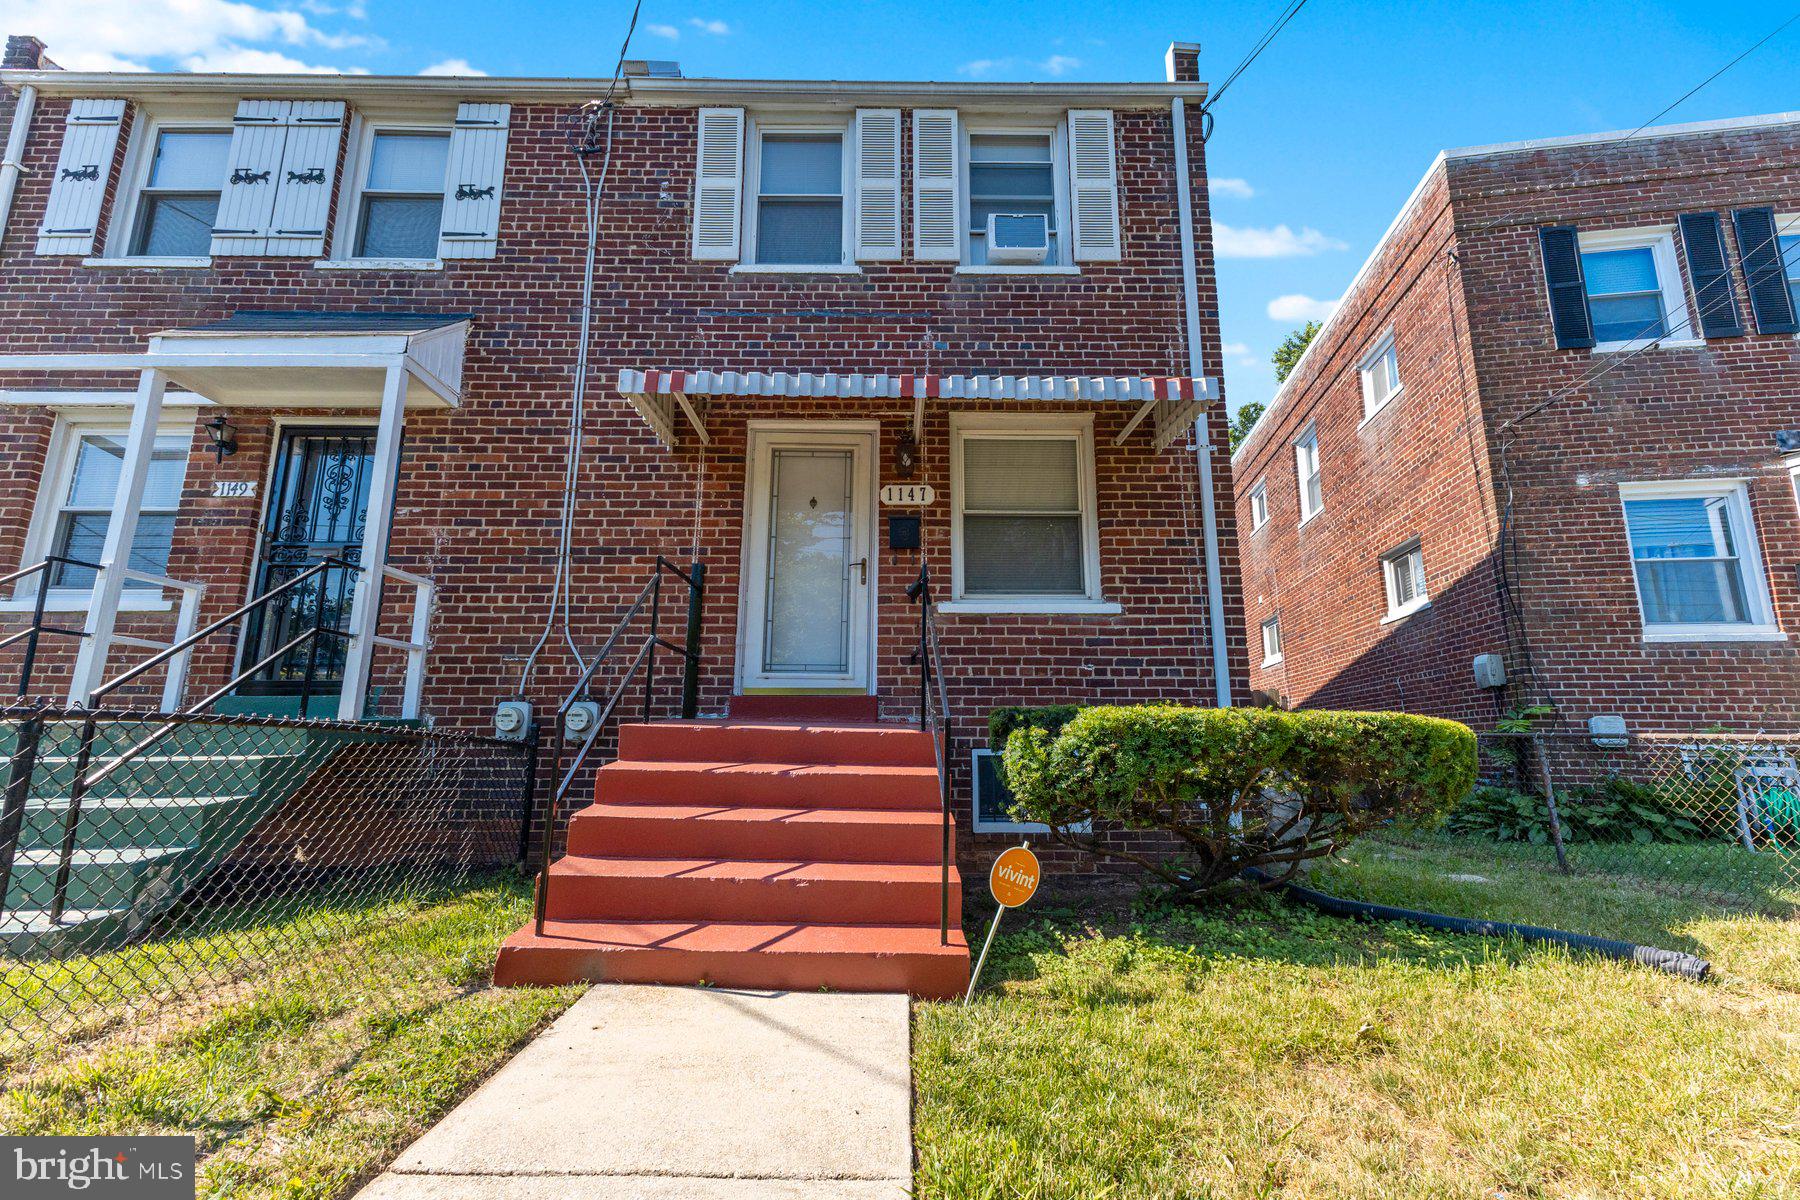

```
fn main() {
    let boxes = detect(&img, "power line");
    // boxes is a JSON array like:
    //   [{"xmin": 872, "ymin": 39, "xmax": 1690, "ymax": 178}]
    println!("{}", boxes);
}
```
[{"xmin": 1207, "ymin": 0, "xmax": 1313, "ymax": 111}]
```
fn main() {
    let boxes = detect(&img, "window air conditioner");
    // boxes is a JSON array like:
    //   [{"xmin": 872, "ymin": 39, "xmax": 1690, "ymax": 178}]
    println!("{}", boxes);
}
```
[{"xmin": 986, "ymin": 212, "xmax": 1050, "ymax": 264}]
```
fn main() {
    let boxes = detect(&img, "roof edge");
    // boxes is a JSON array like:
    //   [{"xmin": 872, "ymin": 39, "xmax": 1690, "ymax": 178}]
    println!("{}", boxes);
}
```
[{"xmin": 1443, "ymin": 109, "xmax": 1800, "ymax": 162}]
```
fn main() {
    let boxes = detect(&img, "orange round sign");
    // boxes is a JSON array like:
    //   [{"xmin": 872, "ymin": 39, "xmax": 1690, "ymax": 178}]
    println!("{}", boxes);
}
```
[{"xmin": 988, "ymin": 846, "xmax": 1042, "ymax": 909}]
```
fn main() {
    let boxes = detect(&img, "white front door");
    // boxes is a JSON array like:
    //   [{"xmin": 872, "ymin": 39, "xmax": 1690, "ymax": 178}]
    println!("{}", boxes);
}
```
[{"xmin": 740, "ymin": 424, "xmax": 877, "ymax": 693}]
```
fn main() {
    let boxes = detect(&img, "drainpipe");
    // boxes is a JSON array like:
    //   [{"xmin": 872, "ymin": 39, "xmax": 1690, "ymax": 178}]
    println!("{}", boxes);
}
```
[
  {"xmin": 0, "ymin": 84, "xmax": 37, "ymax": 243},
  {"xmin": 1170, "ymin": 94, "xmax": 1233, "ymax": 708}
]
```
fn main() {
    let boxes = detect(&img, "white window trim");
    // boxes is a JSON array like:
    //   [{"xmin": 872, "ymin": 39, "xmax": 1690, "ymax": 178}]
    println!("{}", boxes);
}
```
[
  {"xmin": 330, "ymin": 111, "xmax": 456, "ymax": 263},
  {"xmin": 1248, "ymin": 481, "xmax": 1269, "ymax": 532},
  {"xmin": 742, "ymin": 116, "xmax": 854, "ymax": 270},
  {"xmin": 1357, "ymin": 329, "xmax": 1403, "ymax": 423},
  {"xmin": 968, "ymin": 746, "xmax": 1092, "ymax": 834},
  {"xmin": 1579, "ymin": 226, "xmax": 1701, "ymax": 354},
  {"xmin": 960, "ymin": 119, "xmax": 1072, "ymax": 272},
  {"xmin": 1780, "ymin": 212, "xmax": 1800, "ymax": 340},
  {"xmin": 1380, "ymin": 540, "xmax": 1430, "ymax": 623},
  {"xmin": 946, "ymin": 411, "xmax": 1105, "ymax": 612},
  {"xmin": 1260, "ymin": 616, "xmax": 1282, "ymax": 666},
  {"xmin": 3, "ymin": 412, "xmax": 195, "ymax": 614},
  {"xmin": 1618, "ymin": 478, "xmax": 1782, "ymax": 644},
  {"xmin": 315, "ymin": 257, "xmax": 444, "ymax": 271},
  {"xmin": 82, "ymin": 257, "xmax": 213, "ymax": 269},
  {"xmin": 1294, "ymin": 425, "xmax": 1322, "ymax": 525},
  {"xmin": 103, "ymin": 104, "xmax": 235, "ymax": 261}
]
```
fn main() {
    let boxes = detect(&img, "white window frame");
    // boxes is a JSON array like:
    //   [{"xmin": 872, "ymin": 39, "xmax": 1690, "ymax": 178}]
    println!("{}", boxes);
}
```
[
  {"xmin": 1248, "ymin": 481, "xmax": 1269, "ymax": 531},
  {"xmin": 99, "ymin": 102, "xmax": 235, "ymax": 266},
  {"xmin": 329, "ymin": 108, "xmax": 455, "ymax": 267},
  {"xmin": 734, "ymin": 116, "xmax": 856, "ymax": 273},
  {"xmin": 1357, "ymin": 329, "xmax": 1403, "ymax": 422},
  {"xmin": 1617, "ymin": 479, "xmax": 1781, "ymax": 643},
  {"xmin": 1294, "ymin": 425, "xmax": 1322, "ymax": 525},
  {"xmin": 1578, "ymin": 226, "xmax": 1698, "ymax": 354},
  {"xmin": 943, "ymin": 411, "xmax": 1113, "ymax": 614},
  {"xmin": 957, "ymin": 120, "xmax": 1073, "ymax": 274},
  {"xmin": 969, "ymin": 746, "xmax": 1091, "ymax": 834},
  {"xmin": 1779, "ymin": 212, "xmax": 1800, "ymax": 335},
  {"xmin": 4, "ymin": 411, "xmax": 195, "ymax": 614},
  {"xmin": 1260, "ymin": 616, "xmax": 1282, "ymax": 666},
  {"xmin": 1380, "ymin": 540, "xmax": 1430, "ymax": 622}
]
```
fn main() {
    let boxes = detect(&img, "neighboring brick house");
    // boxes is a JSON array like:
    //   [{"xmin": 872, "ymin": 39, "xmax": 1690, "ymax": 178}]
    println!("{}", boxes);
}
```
[
  {"xmin": 1234, "ymin": 113, "xmax": 1800, "ymax": 734},
  {"xmin": 0, "ymin": 36, "xmax": 1243, "ymax": 872}
]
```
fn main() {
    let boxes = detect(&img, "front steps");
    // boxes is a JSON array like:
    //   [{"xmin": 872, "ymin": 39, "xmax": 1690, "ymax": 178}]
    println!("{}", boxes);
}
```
[{"xmin": 495, "ymin": 719, "xmax": 970, "ymax": 999}]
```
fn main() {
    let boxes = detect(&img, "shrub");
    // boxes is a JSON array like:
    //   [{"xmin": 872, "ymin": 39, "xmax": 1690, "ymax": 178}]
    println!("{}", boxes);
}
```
[
  {"xmin": 1446, "ymin": 776, "xmax": 1705, "ymax": 845},
  {"xmin": 1001, "ymin": 705, "xmax": 1476, "ymax": 899},
  {"xmin": 988, "ymin": 705, "xmax": 1082, "ymax": 754}
]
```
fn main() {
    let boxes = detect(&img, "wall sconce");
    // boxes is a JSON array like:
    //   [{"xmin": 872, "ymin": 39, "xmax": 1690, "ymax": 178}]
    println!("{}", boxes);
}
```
[
  {"xmin": 204, "ymin": 413, "xmax": 238, "ymax": 464},
  {"xmin": 894, "ymin": 429, "xmax": 918, "ymax": 479}
]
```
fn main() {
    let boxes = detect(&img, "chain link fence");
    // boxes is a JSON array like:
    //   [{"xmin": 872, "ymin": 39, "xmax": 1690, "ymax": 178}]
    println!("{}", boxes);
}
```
[{"xmin": 0, "ymin": 703, "xmax": 534, "ymax": 1078}]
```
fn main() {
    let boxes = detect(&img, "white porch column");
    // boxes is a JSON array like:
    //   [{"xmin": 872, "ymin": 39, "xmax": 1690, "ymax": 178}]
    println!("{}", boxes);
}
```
[
  {"xmin": 70, "ymin": 368, "xmax": 168, "ymax": 705},
  {"xmin": 338, "ymin": 363, "xmax": 408, "ymax": 720}
]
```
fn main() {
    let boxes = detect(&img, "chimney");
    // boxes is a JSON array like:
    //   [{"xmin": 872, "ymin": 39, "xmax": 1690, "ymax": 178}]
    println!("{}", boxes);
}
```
[
  {"xmin": 1164, "ymin": 41, "xmax": 1201, "ymax": 84},
  {"xmin": 4, "ymin": 36, "xmax": 49, "ymax": 70}
]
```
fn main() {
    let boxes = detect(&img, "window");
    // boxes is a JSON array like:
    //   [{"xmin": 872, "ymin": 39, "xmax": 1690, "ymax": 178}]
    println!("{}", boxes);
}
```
[
  {"xmin": 128, "ymin": 129, "xmax": 230, "ymax": 257},
  {"xmin": 950, "ymin": 415, "xmax": 1101, "ymax": 606},
  {"xmin": 1359, "ymin": 332, "xmax": 1402, "ymax": 419},
  {"xmin": 1619, "ymin": 481, "xmax": 1778, "ymax": 641},
  {"xmin": 1382, "ymin": 542, "xmax": 1429, "ymax": 619},
  {"xmin": 751, "ymin": 129, "xmax": 846, "ymax": 266},
  {"xmin": 35, "ymin": 430, "xmax": 189, "ymax": 593},
  {"xmin": 1248, "ymin": 482, "xmax": 1269, "ymax": 531},
  {"xmin": 1260, "ymin": 617, "xmax": 1282, "ymax": 665},
  {"xmin": 354, "ymin": 130, "xmax": 450, "ymax": 259},
  {"xmin": 1781, "ymin": 222, "xmax": 1800, "ymax": 317},
  {"xmin": 1294, "ymin": 426, "xmax": 1322, "ymax": 522},
  {"xmin": 967, "ymin": 132, "xmax": 1060, "ymax": 266},
  {"xmin": 1578, "ymin": 229, "xmax": 1691, "ymax": 349}
]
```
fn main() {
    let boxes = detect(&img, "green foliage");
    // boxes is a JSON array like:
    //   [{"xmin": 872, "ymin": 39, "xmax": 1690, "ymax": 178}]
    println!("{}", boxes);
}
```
[
  {"xmin": 1272, "ymin": 320, "xmax": 1321, "ymax": 384},
  {"xmin": 987, "ymin": 705, "xmax": 1082, "ymax": 753},
  {"xmin": 1494, "ymin": 704, "xmax": 1555, "ymax": 734},
  {"xmin": 1446, "ymin": 777, "xmax": 1706, "ymax": 845},
  {"xmin": 1227, "ymin": 400, "xmax": 1265, "ymax": 451},
  {"xmin": 1000, "ymin": 705, "xmax": 1477, "ymax": 898}
]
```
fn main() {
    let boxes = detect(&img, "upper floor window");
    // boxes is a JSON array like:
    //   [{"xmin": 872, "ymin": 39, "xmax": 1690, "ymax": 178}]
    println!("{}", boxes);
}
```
[
  {"xmin": 1619, "ymin": 481, "xmax": 1777, "ymax": 642},
  {"xmin": 128, "ymin": 129, "xmax": 230, "ymax": 258},
  {"xmin": 1381, "ymin": 541, "xmax": 1429, "ymax": 620},
  {"xmin": 1294, "ymin": 426, "xmax": 1322, "ymax": 523},
  {"xmin": 354, "ymin": 130, "xmax": 451, "ymax": 260},
  {"xmin": 1359, "ymin": 331, "xmax": 1402, "ymax": 419},
  {"xmin": 966, "ymin": 131, "xmax": 1062, "ymax": 266},
  {"xmin": 750, "ymin": 127, "xmax": 848, "ymax": 266},
  {"xmin": 1578, "ymin": 229, "xmax": 1691, "ymax": 349},
  {"xmin": 1248, "ymin": 481, "xmax": 1269, "ymax": 531},
  {"xmin": 1781, "ymin": 221, "xmax": 1800, "ymax": 316}
]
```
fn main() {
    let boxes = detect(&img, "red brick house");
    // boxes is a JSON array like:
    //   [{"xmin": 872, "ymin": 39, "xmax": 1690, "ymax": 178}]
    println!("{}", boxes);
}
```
[
  {"xmin": 1234, "ymin": 113, "xmax": 1800, "ymax": 735},
  {"xmin": 0, "ymin": 36, "xmax": 1242, "ymax": 993}
]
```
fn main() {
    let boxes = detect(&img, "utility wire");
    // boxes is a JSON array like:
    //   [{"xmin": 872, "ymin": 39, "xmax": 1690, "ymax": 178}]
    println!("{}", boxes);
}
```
[{"xmin": 1206, "ymin": 0, "xmax": 1313, "ymax": 111}]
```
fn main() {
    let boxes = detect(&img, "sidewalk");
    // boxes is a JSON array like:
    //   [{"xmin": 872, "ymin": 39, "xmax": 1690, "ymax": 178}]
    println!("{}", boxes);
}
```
[{"xmin": 353, "ymin": 984, "xmax": 913, "ymax": 1199}]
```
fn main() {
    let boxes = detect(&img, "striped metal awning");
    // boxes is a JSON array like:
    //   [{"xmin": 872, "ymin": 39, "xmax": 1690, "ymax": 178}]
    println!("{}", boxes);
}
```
[{"xmin": 616, "ymin": 368, "xmax": 1217, "ymax": 452}]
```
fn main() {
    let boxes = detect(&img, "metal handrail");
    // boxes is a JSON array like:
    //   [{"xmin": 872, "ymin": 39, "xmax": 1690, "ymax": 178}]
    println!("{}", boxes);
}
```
[
  {"xmin": 0, "ymin": 555, "xmax": 104, "ymax": 699},
  {"xmin": 908, "ymin": 562, "xmax": 955, "ymax": 944}
]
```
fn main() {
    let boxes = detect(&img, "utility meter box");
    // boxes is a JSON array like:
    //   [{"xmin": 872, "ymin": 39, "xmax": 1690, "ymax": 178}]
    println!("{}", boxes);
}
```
[
  {"xmin": 1588, "ymin": 714, "xmax": 1629, "ymax": 748},
  {"xmin": 494, "ymin": 700, "xmax": 532, "ymax": 741},
  {"xmin": 1471, "ymin": 653, "xmax": 1507, "ymax": 689},
  {"xmin": 564, "ymin": 701, "xmax": 601, "ymax": 741}
]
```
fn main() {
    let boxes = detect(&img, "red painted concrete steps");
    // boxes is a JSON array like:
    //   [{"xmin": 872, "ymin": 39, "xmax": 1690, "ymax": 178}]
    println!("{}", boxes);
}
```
[{"xmin": 495, "ymin": 719, "xmax": 969, "ymax": 999}]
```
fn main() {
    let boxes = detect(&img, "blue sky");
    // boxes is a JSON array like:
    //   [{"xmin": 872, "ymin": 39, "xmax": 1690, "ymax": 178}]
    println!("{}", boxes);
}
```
[{"xmin": 13, "ymin": 0, "xmax": 1797, "ymax": 414}]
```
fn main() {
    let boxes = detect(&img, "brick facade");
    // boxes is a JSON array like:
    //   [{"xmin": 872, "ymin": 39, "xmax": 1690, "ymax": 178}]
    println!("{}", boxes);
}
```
[{"xmin": 1235, "ymin": 116, "xmax": 1800, "ymax": 734}]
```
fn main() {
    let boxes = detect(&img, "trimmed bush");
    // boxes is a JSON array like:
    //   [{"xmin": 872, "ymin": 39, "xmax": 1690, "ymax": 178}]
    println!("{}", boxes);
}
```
[
  {"xmin": 1002, "ymin": 705, "xmax": 1477, "ymax": 898},
  {"xmin": 988, "ymin": 705, "xmax": 1082, "ymax": 753}
]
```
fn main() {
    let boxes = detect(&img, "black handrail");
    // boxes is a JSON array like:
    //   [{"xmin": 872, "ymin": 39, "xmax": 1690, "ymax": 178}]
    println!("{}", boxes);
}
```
[
  {"xmin": 531, "ymin": 557, "xmax": 704, "ymax": 936},
  {"xmin": 0, "ymin": 556, "xmax": 105, "ymax": 699},
  {"xmin": 908, "ymin": 563, "xmax": 954, "ymax": 943}
]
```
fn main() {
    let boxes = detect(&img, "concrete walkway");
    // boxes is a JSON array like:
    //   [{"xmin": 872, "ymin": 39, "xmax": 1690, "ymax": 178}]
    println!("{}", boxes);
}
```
[{"xmin": 353, "ymin": 985, "xmax": 913, "ymax": 1199}]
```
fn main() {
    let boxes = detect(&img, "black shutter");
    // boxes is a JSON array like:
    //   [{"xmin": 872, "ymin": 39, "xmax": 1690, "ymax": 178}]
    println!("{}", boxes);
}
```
[
  {"xmin": 1732, "ymin": 207, "xmax": 1799, "ymax": 335},
  {"xmin": 1537, "ymin": 225, "xmax": 1595, "ymax": 349},
  {"xmin": 1677, "ymin": 212, "xmax": 1744, "ymax": 338}
]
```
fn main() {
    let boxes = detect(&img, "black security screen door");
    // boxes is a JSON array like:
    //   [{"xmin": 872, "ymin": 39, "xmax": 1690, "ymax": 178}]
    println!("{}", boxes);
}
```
[{"xmin": 236, "ymin": 427, "xmax": 376, "ymax": 694}]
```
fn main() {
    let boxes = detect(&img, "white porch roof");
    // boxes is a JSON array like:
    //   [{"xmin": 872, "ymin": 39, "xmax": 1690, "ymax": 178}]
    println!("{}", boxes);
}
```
[{"xmin": 617, "ymin": 368, "xmax": 1218, "ymax": 452}]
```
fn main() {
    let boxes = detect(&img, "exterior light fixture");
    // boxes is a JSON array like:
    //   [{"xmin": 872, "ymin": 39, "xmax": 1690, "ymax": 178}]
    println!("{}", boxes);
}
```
[
  {"xmin": 894, "ymin": 429, "xmax": 918, "ymax": 479},
  {"xmin": 204, "ymin": 413, "xmax": 239, "ymax": 464}
]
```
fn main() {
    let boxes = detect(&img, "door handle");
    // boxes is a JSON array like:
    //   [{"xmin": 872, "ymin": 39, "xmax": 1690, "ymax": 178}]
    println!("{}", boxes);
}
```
[{"xmin": 850, "ymin": 557, "xmax": 868, "ymax": 586}]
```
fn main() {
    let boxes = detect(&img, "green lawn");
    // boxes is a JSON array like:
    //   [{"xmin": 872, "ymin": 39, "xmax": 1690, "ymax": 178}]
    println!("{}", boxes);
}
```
[{"xmin": 915, "ymin": 833, "xmax": 1800, "ymax": 1199}]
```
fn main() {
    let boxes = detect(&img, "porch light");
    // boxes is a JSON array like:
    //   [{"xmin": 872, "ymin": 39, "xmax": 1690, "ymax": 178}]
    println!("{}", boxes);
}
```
[
  {"xmin": 204, "ymin": 413, "xmax": 238, "ymax": 464},
  {"xmin": 894, "ymin": 429, "xmax": 918, "ymax": 479}
]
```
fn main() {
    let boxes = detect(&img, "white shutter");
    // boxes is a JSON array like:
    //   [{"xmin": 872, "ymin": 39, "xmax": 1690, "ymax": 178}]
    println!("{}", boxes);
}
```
[
  {"xmin": 35, "ymin": 99, "xmax": 126, "ymax": 256},
  {"xmin": 691, "ymin": 107, "xmax": 744, "ymax": 261},
  {"xmin": 438, "ymin": 102, "xmax": 511, "ymax": 260},
  {"xmin": 266, "ymin": 101, "xmax": 345, "ymax": 256},
  {"xmin": 911, "ymin": 109, "xmax": 960, "ymax": 261},
  {"xmin": 853, "ymin": 108, "xmax": 901, "ymax": 261},
  {"xmin": 211, "ymin": 100, "xmax": 293, "ymax": 257},
  {"xmin": 1067, "ymin": 109, "xmax": 1121, "ymax": 262}
]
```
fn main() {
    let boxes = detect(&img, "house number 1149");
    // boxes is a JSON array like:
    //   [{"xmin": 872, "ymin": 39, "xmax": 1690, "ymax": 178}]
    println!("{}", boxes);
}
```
[{"xmin": 212, "ymin": 480, "xmax": 257, "ymax": 499}]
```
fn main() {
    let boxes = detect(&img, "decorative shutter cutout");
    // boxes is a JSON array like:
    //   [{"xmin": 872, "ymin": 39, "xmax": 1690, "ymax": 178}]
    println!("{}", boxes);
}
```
[
  {"xmin": 911, "ymin": 109, "xmax": 960, "ymax": 261},
  {"xmin": 266, "ymin": 101, "xmax": 345, "ymax": 256},
  {"xmin": 1732, "ymin": 207, "xmax": 1799, "ymax": 335},
  {"xmin": 1067, "ymin": 109, "xmax": 1120, "ymax": 262},
  {"xmin": 1676, "ymin": 211, "xmax": 1744, "ymax": 338},
  {"xmin": 1537, "ymin": 225, "xmax": 1595, "ymax": 350},
  {"xmin": 438, "ymin": 102, "xmax": 511, "ymax": 260},
  {"xmin": 35, "ymin": 99, "xmax": 127, "ymax": 256},
  {"xmin": 853, "ymin": 108, "xmax": 902, "ymax": 261},
  {"xmin": 691, "ymin": 107, "xmax": 744, "ymax": 261},
  {"xmin": 211, "ymin": 100, "xmax": 293, "ymax": 256}
]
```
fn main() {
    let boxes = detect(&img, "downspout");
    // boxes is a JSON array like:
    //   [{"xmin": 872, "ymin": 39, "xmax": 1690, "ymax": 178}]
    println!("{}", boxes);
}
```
[
  {"xmin": 1171, "ymin": 95, "xmax": 1233, "ymax": 708},
  {"xmin": 0, "ymin": 84, "xmax": 38, "ymax": 241}
]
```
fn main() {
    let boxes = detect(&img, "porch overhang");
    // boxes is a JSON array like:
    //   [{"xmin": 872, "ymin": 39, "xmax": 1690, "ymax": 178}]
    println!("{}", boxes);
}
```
[{"xmin": 617, "ymin": 368, "xmax": 1219, "ymax": 453}]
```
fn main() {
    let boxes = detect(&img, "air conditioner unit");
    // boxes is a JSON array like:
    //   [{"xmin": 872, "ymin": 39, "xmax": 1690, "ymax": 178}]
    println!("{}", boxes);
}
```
[{"xmin": 986, "ymin": 212, "xmax": 1049, "ymax": 264}]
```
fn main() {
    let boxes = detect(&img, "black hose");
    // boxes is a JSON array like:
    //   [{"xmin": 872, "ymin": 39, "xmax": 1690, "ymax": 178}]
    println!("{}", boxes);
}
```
[{"xmin": 1245, "ymin": 868, "xmax": 1711, "ymax": 982}]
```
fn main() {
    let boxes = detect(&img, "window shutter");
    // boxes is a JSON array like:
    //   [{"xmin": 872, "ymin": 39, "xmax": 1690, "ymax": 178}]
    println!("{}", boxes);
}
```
[
  {"xmin": 691, "ymin": 107, "xmax": 744, "ymax": 261},
  {"xmin": 1066, "ymin": 109, "xmax": 1120, "ymax": 262},
  {"xmin": 211, "ymin": 100, "xmax": 294, "ymax": 256},
  {"xmin": 1732, "ymin": 207, "xmax": 1799, "ymax": 335},
  {"xmin": 853, "ymin": 108, "xmax": 902, "ymax": 261},
  {"xmin": 35, "ymin": 99, "xmax": 127, "ymax": 256},
  {"xmin": 265, "ymin": 101, "xmax": 345, "ymax": 257},
  {"xmin": 438, "ymin": 102, "xmax": 511, "ymax": 260},
  {"xmin": 911, "ymin": 108, "xmax": 960, "ymax": 261},
  {"xmin": 1537, "ymin": 225, "xmax": 1595, "ymax": 349},
  {"xmin": 1676, "ymin": 211, "xmax": 1743, "ymax": 338}
]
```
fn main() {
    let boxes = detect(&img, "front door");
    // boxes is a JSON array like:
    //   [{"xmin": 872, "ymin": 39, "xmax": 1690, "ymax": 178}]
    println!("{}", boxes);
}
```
[{"xmin": 740, "ymin": 425, "xmax": 876, "ymax": 694}]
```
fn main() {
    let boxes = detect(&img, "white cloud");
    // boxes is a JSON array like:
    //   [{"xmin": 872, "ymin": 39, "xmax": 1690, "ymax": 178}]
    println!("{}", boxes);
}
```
[
  {"xmin": 960, "ymin": 54, "xmax": 1084, "ymax": 78},
  {"xmin": 687, "ymin": 17, "xmax": 730, "ymax": 35},
  {"xmin": 419, "ymin": 58, "xmax": 486, "ymax": 76},
  {"xmin": 1212, "ymin": 177, "xmax": 1255, "ymax": 200},
  {"xmin": 646, "ymin": 23, "xmax": 681, "ymax": 39},
  {"xmin": 958, "ymin": 58, "xmax": 1006, "ymax": 77},
  {"xmin": 1215, "ymin": 222, "xmax": 1347, "ymax": 259},
  {"xmin": 1040, "ymin": 54, "xmax": 1080, "ymax": 76},
  {"xmin": 1221, "ymin": 340, "xmax": 1261, "ymax": 368},
  {"xmin": 1, "ymin": 0, "xmax": 376, "ymax": 73},
  {"xmin": 1266, "ymin": 294, "xmax": 1341, "ymax": 322},
  {"xmin": 181, "ymin": 47, "xmax": 348, "ymax": 72}
]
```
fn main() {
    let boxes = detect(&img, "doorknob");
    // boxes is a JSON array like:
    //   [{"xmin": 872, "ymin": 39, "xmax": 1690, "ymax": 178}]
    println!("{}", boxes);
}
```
[{"xmin": 850, "ymin": 557, "xmax": 868, "ymax": 585}]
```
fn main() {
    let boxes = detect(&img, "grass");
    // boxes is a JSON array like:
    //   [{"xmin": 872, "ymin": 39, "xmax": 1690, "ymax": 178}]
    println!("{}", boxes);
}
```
[
  {"xmin": 915, "ymin": 833, "xmax": 1800, "ymax": 1199},
  {"xmin": 0, "ymin": 874, "xmax": 583, "ymax": 1200}
]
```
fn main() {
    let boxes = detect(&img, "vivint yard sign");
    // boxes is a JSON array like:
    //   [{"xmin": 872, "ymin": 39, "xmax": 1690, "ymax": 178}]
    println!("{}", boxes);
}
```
[{"xmin": 965, "ymin": 842, "xmax": 1041, "ymax": 1003}]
